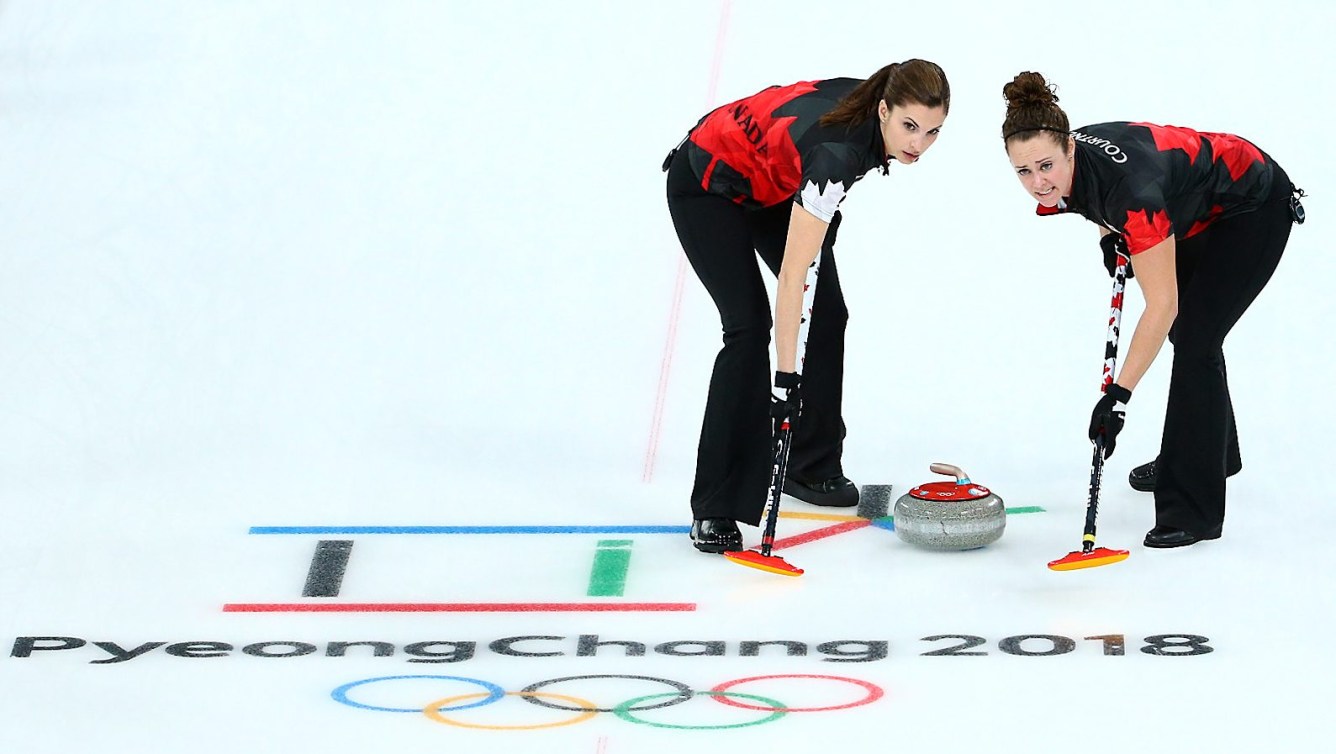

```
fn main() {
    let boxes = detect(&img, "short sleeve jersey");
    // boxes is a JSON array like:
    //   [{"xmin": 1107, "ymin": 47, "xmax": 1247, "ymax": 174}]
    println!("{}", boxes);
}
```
[
  {"xmin": 681, "ymin": 78, "xmax": 888, "ymax": 222},
  {"xmin": 1037, "ymin": 122, "xmax": 1275, "ymax": 254}
]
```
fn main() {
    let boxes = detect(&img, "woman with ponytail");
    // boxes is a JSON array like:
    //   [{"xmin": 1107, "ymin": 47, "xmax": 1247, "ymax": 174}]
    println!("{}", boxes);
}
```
[
  {"xmin": 664, "ymin": 60, "xmax": 950, "ymax": 553},
  {"xmin": 1000, "ymin": 71, "xmax": 1304, "ymax": 549}
]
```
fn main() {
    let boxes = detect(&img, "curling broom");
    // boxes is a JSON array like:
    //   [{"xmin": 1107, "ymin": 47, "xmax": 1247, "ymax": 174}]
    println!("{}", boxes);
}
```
[
  {"xmin": 724, "ymin": 252, "xmax": 823, "ymax": 577},
  {"xmin": 1048, "ymin": 246, "xmax": 1132, "ymax": 572}
]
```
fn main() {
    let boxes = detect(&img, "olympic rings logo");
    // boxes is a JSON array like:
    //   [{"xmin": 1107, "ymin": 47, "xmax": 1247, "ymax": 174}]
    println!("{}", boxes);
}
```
[{"xmin": 332, "ymin": 673, "xmax": 884, "ymax": 730}]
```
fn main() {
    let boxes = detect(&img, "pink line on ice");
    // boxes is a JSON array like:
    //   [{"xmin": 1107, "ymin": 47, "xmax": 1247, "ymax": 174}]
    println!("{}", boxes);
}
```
[{"xmin": 642, "ymin": 0, "xmax": 732, "ymax": 483}]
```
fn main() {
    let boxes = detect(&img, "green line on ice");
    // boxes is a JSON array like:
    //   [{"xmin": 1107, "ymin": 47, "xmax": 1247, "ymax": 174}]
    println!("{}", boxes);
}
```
[{"xmin": 587, "ymin": 540, "xmax": 633, "ymax": 597}]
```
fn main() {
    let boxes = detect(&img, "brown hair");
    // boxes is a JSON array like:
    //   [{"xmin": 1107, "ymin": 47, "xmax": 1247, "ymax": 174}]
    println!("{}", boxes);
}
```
[
  {"xmin": 1001, "ymin": 71, "xmax": 1070, "ymax": 152},
  {"xmin": 820, "ymin": 59, "xmax": 951, "ymax": 128}
]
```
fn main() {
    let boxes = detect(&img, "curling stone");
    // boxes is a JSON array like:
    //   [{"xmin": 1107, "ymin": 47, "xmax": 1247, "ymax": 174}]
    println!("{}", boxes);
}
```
[{"xmin": 894, "ymin": 463, "xmax": 1005, "ymax": 550}]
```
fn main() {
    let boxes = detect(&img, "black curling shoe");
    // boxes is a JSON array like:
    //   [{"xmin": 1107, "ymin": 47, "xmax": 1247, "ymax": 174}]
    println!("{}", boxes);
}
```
[
  {"xmin": 1143, "ymin": 524, "xmax": 1223, "ymax": 549},
  {"xmin": 1129, "ymin": 460, "xmax": 1158, "ymax": 492},
  {"xmin": 1129, "ymin": 458, "xmax": 1241, "ymax": 493},
  {"xmin": 783, "ymin": 475, "xmax": 859, "ymax": 507},
  {"xmin": 690, "ymin": 518, "xmax": 742, "ymax": 553}
]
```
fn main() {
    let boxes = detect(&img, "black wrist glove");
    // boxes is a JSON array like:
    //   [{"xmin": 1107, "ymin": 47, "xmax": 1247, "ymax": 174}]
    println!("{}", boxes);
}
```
[
  {"xmin": 1100, "ymin": 234, "xmax": 1134, "ymax": 279},
  {"xmin": 1088, "ymin": 383, "xmax": 1132, "ymax": 458},
  {"xmin": 770, "ymin": 371, "xmax": 802, "ymax": 434}
]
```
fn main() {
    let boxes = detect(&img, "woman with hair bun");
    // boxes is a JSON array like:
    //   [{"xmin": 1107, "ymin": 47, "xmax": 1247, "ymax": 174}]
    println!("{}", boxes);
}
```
[
  {"xmin": 665, "ymin": 60, "xmax": 950, "ymax": 553},
  {"xmin": 1000, "ymin": 71, "xmax": 1304, "ymax": 549}
]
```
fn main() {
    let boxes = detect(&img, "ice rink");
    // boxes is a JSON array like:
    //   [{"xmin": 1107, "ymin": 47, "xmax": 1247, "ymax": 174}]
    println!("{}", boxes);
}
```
[{"xmin": 2, "ymin": 1, "xmax": 1334, "ymax": 752}]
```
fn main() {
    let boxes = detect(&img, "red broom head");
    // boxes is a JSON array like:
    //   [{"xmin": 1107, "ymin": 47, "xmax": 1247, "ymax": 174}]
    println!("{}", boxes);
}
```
[
  {"xmin": 723, "ymin": 549, "xmax": 804, "ymax": 577},
  {"xmin": 1047, "ymin": 547, "xmax": 1130, "ymax": 571}
]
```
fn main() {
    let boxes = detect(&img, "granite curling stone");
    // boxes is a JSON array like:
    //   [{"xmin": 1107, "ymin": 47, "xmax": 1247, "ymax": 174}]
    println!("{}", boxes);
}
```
[{"xmin": 894, "ymin": 463, "xmax": 1005, "ymax": 550}]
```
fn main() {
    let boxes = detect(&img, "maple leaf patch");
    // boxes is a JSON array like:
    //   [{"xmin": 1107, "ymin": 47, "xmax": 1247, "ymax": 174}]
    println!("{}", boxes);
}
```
[{"xmin": 798, "ymin": 179, "xmax": 847, "ymax": 222}]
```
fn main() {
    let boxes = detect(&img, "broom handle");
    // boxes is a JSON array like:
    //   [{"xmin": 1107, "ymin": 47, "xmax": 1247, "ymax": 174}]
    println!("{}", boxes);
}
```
[
  {"xmin": 1083, "ymin": 250, "xmax": 1130, "ymax": 553},
  {"xmin": 1101, "ymin": 251, "xmax": 1129, "ymax": 393},
  {"xmin": 759, "ymin": 252, "xmax": 821, "ymax": 556},
  {"xmin": 1083, "ymin": 438, "xmax": 1106, "ymax": 552}
]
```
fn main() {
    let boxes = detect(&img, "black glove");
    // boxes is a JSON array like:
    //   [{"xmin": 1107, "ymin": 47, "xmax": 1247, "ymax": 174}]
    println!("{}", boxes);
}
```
[
  {"xmin": 1100, "ymin": 234, "xmax": 1134, "ymax": 279},
  {"xmin": 1088, "ymin": 383, "xmax": 1132, "ymax": 458},
  {"xmin": 770, "ymin": 371, "xmax": 802, "ymax": 434}
]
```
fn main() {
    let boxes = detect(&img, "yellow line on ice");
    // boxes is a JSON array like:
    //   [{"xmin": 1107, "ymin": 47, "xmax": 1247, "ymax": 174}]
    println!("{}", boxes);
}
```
[{"xmin": 777, "ymin": 511, "xmax": 862, "ymax": 522}]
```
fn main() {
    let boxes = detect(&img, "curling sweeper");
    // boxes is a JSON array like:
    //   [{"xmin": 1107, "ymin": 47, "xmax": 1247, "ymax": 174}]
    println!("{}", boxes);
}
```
[{"xmin": 1048, "ymin": 246, "xmax": 1133, "ymax": 571}]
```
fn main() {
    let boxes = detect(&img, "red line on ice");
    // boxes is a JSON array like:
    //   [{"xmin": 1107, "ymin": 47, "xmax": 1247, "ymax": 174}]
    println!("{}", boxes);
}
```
[
  {"xmin": 770, "ymin": 519, "xmax": 872, "ymax": 551},
  {"xmin": 223, "ymin": 602, "xmax": 697, "ymax": 613}
]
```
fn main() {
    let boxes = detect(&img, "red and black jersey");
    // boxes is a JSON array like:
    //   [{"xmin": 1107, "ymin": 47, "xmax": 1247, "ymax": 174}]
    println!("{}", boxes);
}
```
[
  {"xmin": 681, "ymin": 78, "xmax": 887, "ymax": 222},
  {"xmin": 1038, "ymin": 121, "xmax": 1276, "ymax": 254}
]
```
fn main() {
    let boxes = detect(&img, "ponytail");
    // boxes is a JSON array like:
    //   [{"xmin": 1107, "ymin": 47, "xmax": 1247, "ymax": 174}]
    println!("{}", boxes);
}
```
[{"xmin": 821, "ymin": 59, "xmax": 950, "ymax": 128}]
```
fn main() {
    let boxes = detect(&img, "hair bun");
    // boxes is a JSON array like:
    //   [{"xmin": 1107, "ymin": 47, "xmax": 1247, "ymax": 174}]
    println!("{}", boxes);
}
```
[{"xmin": 1003, "ymin": 72, "xmax": 1058, "ymax": 111}]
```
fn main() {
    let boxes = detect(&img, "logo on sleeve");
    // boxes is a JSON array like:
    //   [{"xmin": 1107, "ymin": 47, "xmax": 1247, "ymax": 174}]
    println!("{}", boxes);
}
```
[{"xmin": 799, "ymin": 179, "xmax": 847, "ymax": 222}]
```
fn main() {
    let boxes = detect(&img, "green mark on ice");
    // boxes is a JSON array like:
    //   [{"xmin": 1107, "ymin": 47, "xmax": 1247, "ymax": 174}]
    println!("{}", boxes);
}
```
[{"xmin": 587, "ymin": 539, "xmax": 634, "ymax": 597}]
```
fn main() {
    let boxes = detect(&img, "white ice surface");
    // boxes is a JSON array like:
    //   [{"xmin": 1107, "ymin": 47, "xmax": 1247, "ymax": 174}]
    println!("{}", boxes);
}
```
[{"xmin": 1, "ymin": 1, "xmax": 1334, "ymax": 752}]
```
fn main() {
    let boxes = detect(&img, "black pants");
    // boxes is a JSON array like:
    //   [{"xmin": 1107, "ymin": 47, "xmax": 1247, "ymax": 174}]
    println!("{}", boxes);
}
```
[
  {"xmin": 665, "ymin": 150, "xmax": 848, "ymax": 525},
  {"xmin": 1154, "ymin": 165, "xmax": 1294, "ymax": 534}
]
